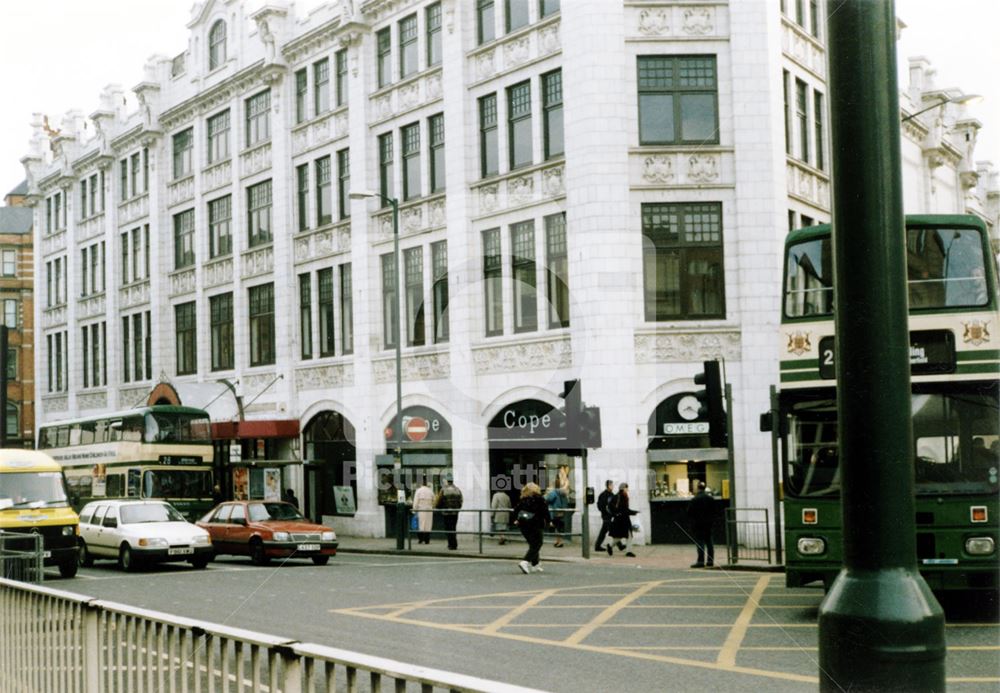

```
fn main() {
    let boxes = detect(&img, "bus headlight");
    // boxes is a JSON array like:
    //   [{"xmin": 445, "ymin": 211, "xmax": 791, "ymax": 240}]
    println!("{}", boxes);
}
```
[
  {"xmin": 797, "ymin": 537, "xmax": 826, "ymax": 555},
  {"xmin": 272, "ymin": 532, "xmax": 290, "ymax": 541},
  {"xmin": 322, "ymin": 531, "xmax": 336, "ymax": 541},
  {"xmin": 138, "ymin": 537, "xmax": 168, "ymax": 547},
  {"xmin": 62, "ymin": 526, "xmax": 75, "ymax": 536},
  {"xmin": 965, "ymin": 537, "xmax": 995, "ymax": 556}
]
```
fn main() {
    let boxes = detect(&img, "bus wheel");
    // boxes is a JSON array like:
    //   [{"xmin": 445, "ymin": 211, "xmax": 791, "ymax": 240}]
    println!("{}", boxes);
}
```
[
  {"xmin": 311, "ymin": 555, "xmax": 330, "ymax": 566},
  {"xmin": 119, "ymin": 545, "xmax": 138, "ymax": 572},
  {"xmin": 249, "ymin": 539, "xmax": 269, "ymax": 566},
  {"xmin": 58, "ymin": 557, "xmax": 79, "ymax": 579},
  {"xmin": 79, "ymin": 541, "xmax": 94, "ymax": 568}
]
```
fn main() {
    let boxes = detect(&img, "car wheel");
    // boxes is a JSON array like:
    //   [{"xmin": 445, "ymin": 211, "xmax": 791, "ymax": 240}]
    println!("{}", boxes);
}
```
[
  {"xmin": 58, "ymin": 557, "xmax": 79, "ymax": 579},
  {"xmin": 311, "ymin": 555, "xmax": 330, "ymax": 566},
  {"xmin": 79, "ymin": 540, "xmax": 94, "ymax": 568},
  {"xmin": 119, "ymin": 544, "xmax": 138, "ymax": 572},
  {"xmin": 249, "ymin": 539, "xmax": 269, "ymax": 566},
  {"xmin": 190, "ymin": 556, "xmax": 210, "ymax": 570}
]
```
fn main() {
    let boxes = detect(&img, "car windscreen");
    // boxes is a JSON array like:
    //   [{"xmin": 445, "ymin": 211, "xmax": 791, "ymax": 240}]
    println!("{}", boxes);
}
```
[
  {"xmin": 0, "ymin": 471, "xmax": 69, "ymax": 508},
  {"xmin": 248, "ymin": 502, "xmax": 304, "ymax": 522},
  {"xmin": 120, "ymin": 503, "xmax": 186, "ymax": 524}
]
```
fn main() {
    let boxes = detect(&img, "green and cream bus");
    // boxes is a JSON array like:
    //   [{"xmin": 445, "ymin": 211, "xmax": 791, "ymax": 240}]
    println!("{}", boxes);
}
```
[
  {"xmin": 775, "ymin": 214, "xmax": 999, "ymax": 592},
  {"xmin": 38, "ymin": 406, "xmax": 215, "ymax": 521}
]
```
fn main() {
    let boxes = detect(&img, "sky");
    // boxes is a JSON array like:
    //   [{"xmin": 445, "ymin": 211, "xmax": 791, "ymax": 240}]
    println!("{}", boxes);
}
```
[{"xmin": 0, "ymin": 0, "xmax": 996, "ymax": 196}]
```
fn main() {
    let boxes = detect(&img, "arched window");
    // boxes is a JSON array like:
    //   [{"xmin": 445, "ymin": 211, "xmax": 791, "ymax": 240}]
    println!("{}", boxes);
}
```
[{"xmin": 209, "ymin": 20, "xmax": 227, "ymax": 70}]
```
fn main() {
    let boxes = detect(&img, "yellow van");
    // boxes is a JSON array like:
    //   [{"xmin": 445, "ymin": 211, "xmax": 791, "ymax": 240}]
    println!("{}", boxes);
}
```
[{"xmin": 0, "ymin": 449, "xmax": 80, "ymax": 578}]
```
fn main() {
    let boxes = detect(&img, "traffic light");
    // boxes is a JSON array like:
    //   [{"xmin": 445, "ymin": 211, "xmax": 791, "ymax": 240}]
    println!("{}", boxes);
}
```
[
  {"xmin": 560, "ymin": 379, "xmax": 582, "ymax": 451},
  {"xmin": 580, "ymin": 405, "xmax": 602, "ymax": 449},
  {"xmin": 694, "ymin": 360, "xmax": 727, "ymax": 448}
]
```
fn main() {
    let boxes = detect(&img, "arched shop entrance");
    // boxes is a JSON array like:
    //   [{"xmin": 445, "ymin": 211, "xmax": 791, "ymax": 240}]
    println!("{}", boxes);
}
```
[
  {"xmin": 488, "ymin": 399, "xmax": 576, "ymax": 530},
  {"xmin": 646, "ymin": 392, "xmax": 730, "ymax": 544},
  {"xmin": 378, "ymin": 406, "xmax": 453, "ymax": 535},
  {"xmin": 302, "ymin": 411, "xmax": 357, "ymax": 522}
]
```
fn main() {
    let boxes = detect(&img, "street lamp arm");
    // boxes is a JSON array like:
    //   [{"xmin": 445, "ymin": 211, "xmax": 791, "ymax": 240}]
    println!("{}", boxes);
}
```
[{"xmin": 901, "ymin": 94, "xmax": 982, "ymax": 123}]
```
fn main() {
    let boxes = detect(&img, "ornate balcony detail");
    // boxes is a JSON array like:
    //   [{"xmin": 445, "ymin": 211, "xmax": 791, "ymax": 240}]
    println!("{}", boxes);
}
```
[
  {"xmin": 467, "ymin": 16, "xmax": 560, "ymax": 86},
  {"xmin": 295, "ymin": 363, "xmax": 354, "ymax": 391},
  {"xmin": 471, "ymin": 161, "xmax": 565, "ymax": 218},
  {"xmin": 368, "ymin": 68, "xmax": 444, "ymax": 126},
  {"xmin": 628, "ymin": 4, "xmax": 724, "ymax": 41},
  {"xmin": 119, "ymin": 280, "xmax": 151, "ymax": 309},
  {"xmin": 204, "ymin": 256, "xmax": 234, "ymax": 289},
  {"xmin": 631, "ymin": 148, "xmax": 733, "ymax": 189},
  {"xmin": 240, "ymin": 142, "xmax": 272, "ymax": 179},
  {"xmin": 293, "ymin": 223, "xmax": 351, "ymax": 264},
  {"xmin": 167, "ymin": 175, "xmax": 195, "ymax": 208},
  {"xmin": 241, "ymin": 245, "xmax": 274, "ymax": 280},
  {"xmin": 781, "ymin": 18, "xmax": 826, "ymax": 77},
  {"xmin": 291, "ymin": 108, "xmax": 349, "ymax": 157},
  {"xmin": 42, "ymin": 306, "xmax": 67, "ymax": 329},
  {"xmin": 119, "ymin": 193, "xmax": 150, "ymax": 225},
  {"xmin": 786, "ymin": 159, "xmax": 831, "ymax": 210},
  {"xmin": 372, "ymin": 194, "xmax": 446, "ymax": 244},
  {"xmin": 77, "ymin": 214, "xmax": 104, "ymax": 242},
  {"xmin": 169, "ymin": 268, "xmax": 197, "ymax": 297},
  {"xmin": 472, "ymin": 336, "xmax": 571, "ymax": 375},
  {"xmin": 41, "ymin": 231, "xmax": 67, "ymax": 257},
  {"xmin": 373, "ymin": 351, "xmax": 450, "ymax": 383},
  {"xmin": 42, "ymin": 395, "xmax": 69, "ymax": 413},
  {"xmin": 203, "ymin": 159, "xmax": 232, "ymax": 194},
  {"xmin": 634, "ymin": 330, "xmax": 741, "ymax": 364},
  {"xmin": 77, "ymin": 294, "xmax": 106, "ymax": 320},
  {"xmin": 78, "ymin": 391, "xmax": 108, "ymax": 411}
]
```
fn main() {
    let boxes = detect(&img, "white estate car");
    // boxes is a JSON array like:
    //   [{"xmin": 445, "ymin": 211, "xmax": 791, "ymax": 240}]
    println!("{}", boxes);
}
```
[{"xmin": 77, "ymin": 499, "xmax": 213, "ymax": 571}]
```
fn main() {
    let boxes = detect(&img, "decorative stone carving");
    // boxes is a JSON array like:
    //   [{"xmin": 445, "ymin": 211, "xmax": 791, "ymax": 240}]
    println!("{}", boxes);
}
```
[
  {"xmin": 205, "ymin": 257, "xmax": 233, "ymax": 288},
  {"xmin": 634, "ymin": 332, "xmax": 741, "ymax": 364},
  {"xmin": 43, "ymin": 306, "xmax": 67, "ymax": 328},
  {"xmin": 78, "ymin": 391, "xmax": 108, "ymax": 410},
  {"xmin": 504, "ymin": 37, "xmax": 530, "ymax": 68},
  {"xmin": 44, "ymin": 395, "xmax": 69, "ymax": 413},
  {"xmin": 508, "ymin": 176, "xmax": 534, "ymax": 205},
  {"xmin": 399, "ymin": 83, "xmax": 420, "ymax": 110},
  {"xmin": 379, "ymin": 213, "xmax": 393, "ymax": 239},
  {"xmin": 242, "ymin": 246, "xmax": 274, "ymax": 279},
  {"xmin": 402, "ymin": 206, "xmax": 423, "ymax": 233},
  {"xmin": 638, "ymin": 9, "xmax": 670, "ymax": 36},
  {"xmin": 170, "ymin": 269, "xmax": 196, "ymax": 296},
  {"xmin": 429, "ymin": 199, "xmax": 446, "ymax": 227},
  {"xmin": 542, "ymin": 166, "xmax": 565, "ymax": 197},
  {"xmin": 78, "ymin": 295, "xmax": 106, "ymax": 320},
  {"xmin": 168, "ymin": 176, "xmax": 195, "ymax": 207},
  {"xmin": 42, "ymin": 232, "xmax": 67, "ymax": 257},
  {"xmin": 374, "ymin": 353, "xmax": 450, "ymax": 383},
  {"xmin": 313, "ymin": 114, "xmax": 332, "ymax": 144},
  {"xmin": 120, "ymin": 281, "xmax": 150, "ymax": 309},
  {"xmin": 643, "ymin": 156, "xmax": 674, "ymax": 184},
  {"xmin": 78, "ymin": 216, "xmax": 103, "ymax": 241},
  {"xmin": 376, "ymin": 95, "xmax": 392, "ymax": 120},
  {"xmin": 688, "ymin": 155, "xmax": 719, "ymax": 183},
  {"xmin": 426, "ymin": 74, "xmax": 443, "ymax": 100},
  {"xmin": 243, "ymin": 373, "xmax": 277, "ymax": 393},
  {"xmin": 476, "ymin": 50, "xmax": 496, "ymax": 80},
  {"xmin": 539, "ymin": 25, "xmax": 560, "ymax": 54},
  {"xmin": 334, "ymin": 112, "xmax": 348, "ymax": 138},
  {"xmin": 203, "ymin": 160, "xmax": 232, "ymax": 192},
  {"xmin": 292, "ymin": 128, "xmax": 310, "ymax": 155},
  {"xmin": 240, "ymin": 143, "xmax": 272, "ymax": 178},
  {"xmin": 120, "ymin": 194, "xmax": 149, "ymax": 224},
  {"xmin": 682, "ymin": 7, "xmax": 714, "ymax": 35},
  {"xmin": 119, "ymin": 387, "xmax": 149, "ymax": 407},
  {"xmin": 473, "ymin": 338, "xmax": 572, "ymax": 375},
  {"xmin": 295, "ymin": 363, "xmax": 354, "ymax": 390},
  {"xmin": 479, "ymin": 184, "xmax": 498, "ymax": 213}
]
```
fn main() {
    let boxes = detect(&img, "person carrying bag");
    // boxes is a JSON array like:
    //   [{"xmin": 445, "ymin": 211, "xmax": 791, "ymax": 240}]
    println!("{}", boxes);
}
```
[{"xmin": 513, "ymin": 482, "xmax": 551, "ymax": 574}]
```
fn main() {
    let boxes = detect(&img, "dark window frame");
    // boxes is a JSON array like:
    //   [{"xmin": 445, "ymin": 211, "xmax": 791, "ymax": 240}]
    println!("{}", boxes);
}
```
[{"xmin": 637, "ymin": 55, "xmax": 719, "ymax": 146}]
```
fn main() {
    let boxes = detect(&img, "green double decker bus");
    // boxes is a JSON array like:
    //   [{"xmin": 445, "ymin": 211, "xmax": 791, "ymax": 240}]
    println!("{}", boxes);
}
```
[{"xmin": 775, "ymin": 214, "xmax": 998, "ymax": 592}]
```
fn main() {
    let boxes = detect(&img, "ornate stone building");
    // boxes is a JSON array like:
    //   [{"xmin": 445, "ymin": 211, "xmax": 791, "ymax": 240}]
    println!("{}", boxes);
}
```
[{"xmin": 22, "ymin": 1, "xmax": 997, "ymax": 539}]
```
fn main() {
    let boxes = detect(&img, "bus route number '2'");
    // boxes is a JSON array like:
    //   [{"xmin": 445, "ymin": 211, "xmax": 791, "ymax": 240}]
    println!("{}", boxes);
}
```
[{"xmin": 818, "ymin": 332, "xmax": 955, "ymax": 380}]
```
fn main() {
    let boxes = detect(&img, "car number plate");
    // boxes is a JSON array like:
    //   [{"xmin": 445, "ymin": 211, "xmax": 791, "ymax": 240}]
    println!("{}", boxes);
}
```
[
  {"xmin": 42, "ymin": 551, "xmax": 52, "ymax": 558},
  {"xmin": 168, "ymin": 547, "xmax": 194, "ymax": 556},
  {"xmin": 297, "ymin": 543, "xmax": 320, "ymax": 551}
]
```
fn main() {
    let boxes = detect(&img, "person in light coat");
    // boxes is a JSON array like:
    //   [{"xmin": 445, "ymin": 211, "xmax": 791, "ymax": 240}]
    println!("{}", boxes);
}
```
[
  {"xmin": 412, "ymin": 480, "xmax": 435, "ymax": 544},
  {"xmin": 491, "ymin": 490, "xmax": 512, "ymax": 544}
]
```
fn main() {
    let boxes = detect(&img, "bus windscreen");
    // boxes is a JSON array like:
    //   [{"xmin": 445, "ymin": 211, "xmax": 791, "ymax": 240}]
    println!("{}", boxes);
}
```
[{"xmin": 144, "ymin": 412, "xmax": 212, "ymax": 444}]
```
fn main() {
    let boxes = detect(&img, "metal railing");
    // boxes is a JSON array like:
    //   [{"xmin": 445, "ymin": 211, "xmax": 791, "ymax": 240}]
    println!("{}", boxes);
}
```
[
  {"xmin": 726, "ymin": 507, "xmax": 772, "ymax": 564},
  {"xmin": 0, "ymin": 530, "xmax": 44, "ymax": 584},
  {"xmin": 404, "ymin": 507, "xmax": 581, "ymax": 553},
  {"xmin": 0, "ymin": 576, "xmax": 542, "ymax": 693}
]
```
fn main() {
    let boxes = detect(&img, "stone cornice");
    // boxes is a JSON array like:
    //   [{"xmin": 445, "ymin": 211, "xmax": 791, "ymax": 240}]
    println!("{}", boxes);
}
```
[
  {"xmin": 160, "ymin": 60, "xmax": 279, "ymax": 132},
  {"xmin": 110, "ymin": 124, "xmax": 148, "ymax": 157},
  {"xmin": 282, "ymin": 17, "xmax": 344, "ymax": 65}
]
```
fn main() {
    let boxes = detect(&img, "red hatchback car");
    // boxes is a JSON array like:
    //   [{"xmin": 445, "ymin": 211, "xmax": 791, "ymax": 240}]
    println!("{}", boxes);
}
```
[{"xmin": 197, "ymin": 501, "xmax": 338, "ymax": 565}]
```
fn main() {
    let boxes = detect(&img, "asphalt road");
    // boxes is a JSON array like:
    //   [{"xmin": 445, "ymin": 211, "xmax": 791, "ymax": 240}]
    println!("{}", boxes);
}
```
[{"xmin": 46, "ymin": 553, "xmax": 1000, "ymax": 692}]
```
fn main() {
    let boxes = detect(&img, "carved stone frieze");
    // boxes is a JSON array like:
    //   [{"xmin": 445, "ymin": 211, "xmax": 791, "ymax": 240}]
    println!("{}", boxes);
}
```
[
  {"xmin": 78, "ymin": 295, "xmax": 106, "ymax": 320},
  {"xmin": 119, "ymin": 387, "xmax": 150, "ymax": 407},
  {"xmin": 204, "ymin": 257, "xmax": 234, "ymax": 288},
  {"xmin": 42, "ymin": 231, "xmax": 67, "ymax": 257},
  {"xmin": 243, "ymin": 372, "xmax": 277, "ymax": 393},
  {"xmin": 508, "ymin": 176, "xmax": 534, "ymax": 205},
  {"xmin": 294, "ymin": 225, "xmax": 351, "ymax": 263},
  {"xmin": 399, "ymin": 83, "xmax": 420, "ymax": 110},
  {"xmin": 473, "ymin": 338, "xmax": 572, "ymax": 375},
  {"xmin": 643, "ymin": 156, "xmax": 675, "ymax": 184},
  {"xmin": 401, "ymin": 206, "xmax": 423, "ymax": 233},
  {"xmin": 504, "ymin": 37, "xmax": 530, "ymax": 68},
  {"xmin": 291, "ymin": 110, "xmax": 345, "ymax": 156},
  {"xmin": 77, "ymin": 215, "xmax": 104, "ymax": 242},
  {"xmin": 120, "ymin": 281, "xmax": 150, "ymax": 309},
  {"xmin": 687, "ymin": 155, "xmax": 719, "ymax": 183},
  {"xmin": 638, "ymin": 9, "xmax": 670, "ymax": 36},
  {"xmin": 242, "ymin": 246, "xmax": 274, "ymax": 279},
  {"xmin": 167, "ymin": 176, "xmax": 195, "ymax": 208},
  {"xmin": 426, "ymin": 73, "xmax": 443, "ymax": 100},
  {"xmin": 539, "ymin": 24, "xmax": 560, "ymax": 54},
  {"xmin": 170, "ymin": 268, "xmax": 196, "ymax": 297},
  {"xmin": 43, "ymin": 306, "xmax": 67, "ymax": 329},
  {"xmin": 476, "ymin": 50, "xmax": 496, "ymax": 80},
  {"xmin": 295, "ymin": 363, "xmax": 354, "ymax": 390},
  {"xmin": 78, "ymin": 391, "xmax": 108, "ymax": 411},
  {"xmin": 375, "ymin": 95, "xmax": 392, "ymax": 120},
  {"xmin": 479, "ymin": 184, "xmax": 499, "ymax": 213},
  {"xmin": 240, "ymin": 142, "xmax": 272, "ymax": 178},
  {"xmin": 203, "ymin": 160, "xmax": 232, "ymax": 193},
  {"xmin": 634, "ymin": 331, "xmax": 741, "ymax": 364},
  {"xmin": 373, "ymin": 352, "xmax": 450, "ymax": 383},
  {"xmin": 429, "ymin": 199, "xmax": 446, "ymax": 227},
  {"xmin": 682, "ymin": 7, "xmax": 714, "ymax": 35},
  {"xmin": 43, "ymin": 395, "xmax": 69, "ymax": 413},
  {"xmin": 542, "ymin": 166, "xmax": 565, "ymax": 197},
  {"xmin": 119, "ymin": 194, "xmax": 149, "ymax": 225}
]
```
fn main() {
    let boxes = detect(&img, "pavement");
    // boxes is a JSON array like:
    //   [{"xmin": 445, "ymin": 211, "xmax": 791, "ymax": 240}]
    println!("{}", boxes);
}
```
[{"xmin": 335, "ymin": 532, "xmax": 784, "ymax": 573}]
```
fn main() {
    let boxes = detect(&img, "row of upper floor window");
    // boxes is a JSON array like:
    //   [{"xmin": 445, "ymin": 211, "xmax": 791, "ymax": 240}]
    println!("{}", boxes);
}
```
[{"xmin": 781, "ymin": 0, "xmax": 823, "ymax": 41}]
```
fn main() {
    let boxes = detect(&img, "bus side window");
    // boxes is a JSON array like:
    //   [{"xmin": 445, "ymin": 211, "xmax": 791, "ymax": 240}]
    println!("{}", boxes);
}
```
[
  {"xmin": 105, "ymin": 474, "xmax": 124, "ymax": 497},
  {"xmin": 127, "ymin": 469, "xmax": 140, "ymax": 497},
  {"xmin": 80, "ymin": 422, "xmax": 96, "ymax": 445}
]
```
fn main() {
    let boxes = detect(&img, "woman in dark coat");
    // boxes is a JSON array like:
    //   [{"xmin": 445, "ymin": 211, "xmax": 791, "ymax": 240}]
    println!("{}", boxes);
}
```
[
  {"xmin": 607, "ymin": 483, "xmax": 638, "ymax": 557},
  {"xmin": 513, "ymin": 482, "xmax": 551, "ymax": 574}
]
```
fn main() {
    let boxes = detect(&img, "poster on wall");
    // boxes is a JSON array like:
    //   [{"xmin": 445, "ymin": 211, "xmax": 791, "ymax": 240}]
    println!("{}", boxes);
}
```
[
  {"xmin": 264, "ymin": 468, "xmax": 281, "ymax": 501},
  {"xmin": 232, "ymin": 467, "xmax": 249, "ymax": 501},
  {"xmin": 333, "ymin": 485, "xmax": 356, "ymax": 515}
]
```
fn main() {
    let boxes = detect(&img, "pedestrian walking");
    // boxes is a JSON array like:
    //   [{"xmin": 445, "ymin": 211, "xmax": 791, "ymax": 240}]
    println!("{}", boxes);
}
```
[
  {"xmin": 687, "ymin": 481, "xmax": 716, "ymax": 567},
  {"xmin": 412, "ymin": 479, "xmax": 435, "ymax": 544},
  {"xmin": 514, "ymin": 482, "xmax": 551, "ymax": 574},
  {"xmin": 491, "ymin": 490, "xmax": 512, "ymax": 544},
  {"xmin": 594, "ymin": 480, "xmax": 615, "ymax": 552},
  {"xmin": 544, "ymin": 484, "xmax": 568, "ymax": 547},
  {"xmin": 607, "ymin": 483, "xmax": 638, "ymax": 557},
  {"xmin": 435, "ymin": 473, "xmax": 463, "ymax": 550},
  {"xmin": 283, "ymin": 488, "xmax": 300, "ymax": 510}
]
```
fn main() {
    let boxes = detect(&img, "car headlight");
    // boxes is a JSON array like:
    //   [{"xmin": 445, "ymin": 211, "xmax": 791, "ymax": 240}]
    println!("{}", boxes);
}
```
[
  {"xmin": 193, "ymin": 535, "xmax": 212, "ymax": 546},
  {"xmin": 965, "ymin": 537, "xmax": 995, "ymax": 555},
  {"xmin": 322, "ymin": 531, "xmax": 336, "ymax": 541},
  {"xmin": 797, "ymin": 537, "xmax": 826, "ymax": 556},
  {"xmin": 272, "ymin": 531, "xmax": 290, "ymax": 541},
  {"xmin": 138, "ymin": 537, "xmax": 168, "ymax": 547},
  {"xmin": 62, "ymin": 526, "xmax": 75, "ymax": 536}
]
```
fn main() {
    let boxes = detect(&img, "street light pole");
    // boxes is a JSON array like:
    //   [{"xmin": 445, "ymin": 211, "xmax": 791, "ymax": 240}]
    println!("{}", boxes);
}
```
[
  {"xmin": 901, "ymin": 93, "xmax": 982, "ymax": 123},
  {"xmin": 351, "ymin": 190, "xmax": 404, "ymax": 549}
]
